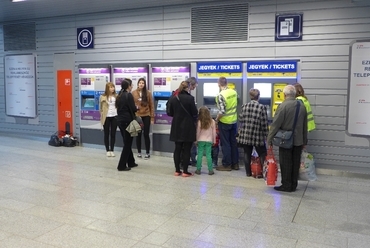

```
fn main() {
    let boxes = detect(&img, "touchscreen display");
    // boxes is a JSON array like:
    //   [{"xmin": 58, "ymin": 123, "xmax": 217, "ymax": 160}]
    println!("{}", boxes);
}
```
[
  {"xmin": 157, "ymin": 100, "xmax": 167, "ymax": 111},
  {"xmin": 83, "ymin": 98, "xmax": 95, "ymax": 108}
]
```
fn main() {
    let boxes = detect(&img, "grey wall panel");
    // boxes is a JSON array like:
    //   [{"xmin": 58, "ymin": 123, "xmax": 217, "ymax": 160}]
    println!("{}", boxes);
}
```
[
  {"xmin": 300, "ymin": 79, "xmax": 348, "ymax": 90},
  {"xmin": 314, "ymin": 106, "xmax": 345, "ymax": 117},
  {"xmin": 315, "ymin": 117, "xmax": 345, "ymax": 125},
  {"xmin": 316, "ymin": 95, "xmax": 346, "ymax": 106},
  {"xmin": 301, "ymin": 61, "xmax": 348, "ymax": 70},
  {"xmin": 276, "ymin": 45, "xmax": 349, "ymax": 57},
  {"xmin": 301, "ymin": 70, "xmax": 348, "ymax": 79},
  {"xmin": 310, "ymin": 131, "xmax": 343, "ymax": 141}
]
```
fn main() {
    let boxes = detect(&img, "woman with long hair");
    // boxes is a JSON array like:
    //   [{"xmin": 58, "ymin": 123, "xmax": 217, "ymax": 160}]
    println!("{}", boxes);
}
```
[
  {"xmin": 116, "ymin": 78, "xmax": 138, "ymax": 171},
  {"xmin": 167, "ymin": 81, "xmax": 198, "ymax": 177},
  {"xmin": 195, "ymin": 106, "xmax": 216, "ymax": 175},
  {"xmin": 294, "ymin": 83, "xmax": 316, "ymax": 132},
  {"xmin": 131, "ymin": 78, "xmax": 154, "ymax": 159},
  {"xmin": 99, "ymin": 82, "xmax": 118, "ymax": 157}
]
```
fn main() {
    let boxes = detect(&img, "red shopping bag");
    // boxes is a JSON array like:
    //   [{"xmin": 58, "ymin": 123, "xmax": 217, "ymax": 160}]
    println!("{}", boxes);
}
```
[
  {"xmin": 264, "ymin": 147, "xmax": 278, "ymax": 186},
  {"xmin": 251, "ymin": 156, "xmax": 263, "ymax": 178}
]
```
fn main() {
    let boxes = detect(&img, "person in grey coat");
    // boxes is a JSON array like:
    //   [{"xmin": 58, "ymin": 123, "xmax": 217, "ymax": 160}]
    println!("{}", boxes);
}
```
[
  {"xmin": 168, "ymin": 81, "xmax": 198, "ymax": 177},
  {"xmin": 267, "ymin": 85, "xmax": 307, "ymax": 192}
]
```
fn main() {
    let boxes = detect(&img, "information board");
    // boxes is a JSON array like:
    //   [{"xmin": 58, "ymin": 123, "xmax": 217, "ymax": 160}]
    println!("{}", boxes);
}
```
[
  {"xmin": 347, "ymin": 41, "xmax": 370, "ymax": 136},
  {"xmin": 4, "ymin": 55, "xmax": 37, "ymax": 118}
]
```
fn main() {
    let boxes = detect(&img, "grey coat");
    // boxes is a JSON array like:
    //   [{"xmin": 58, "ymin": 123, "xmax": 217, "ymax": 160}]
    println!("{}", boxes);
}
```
[{"xmin": 267, "ymin": 97, "xmax": 308, "ymax": 147}]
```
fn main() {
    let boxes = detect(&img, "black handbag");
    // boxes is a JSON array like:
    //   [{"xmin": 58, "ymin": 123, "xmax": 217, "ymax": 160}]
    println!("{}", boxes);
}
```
[
  {"xmin": 48, "ymin": 132, "xmax": 62, "ymax": 147},
  {"xmin": 272, "ymin": 101, "xmax": 300, "ymax": 149}
]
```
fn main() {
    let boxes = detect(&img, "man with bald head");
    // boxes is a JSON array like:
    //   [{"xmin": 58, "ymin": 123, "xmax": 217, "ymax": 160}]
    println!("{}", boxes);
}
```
[
  {"xmin": 267, "ymin": 85, "xmax": 307, "ymax": 192},
  {"xmin": 215, "ymin": 77, "xmax": 239, "ymax": 171}
]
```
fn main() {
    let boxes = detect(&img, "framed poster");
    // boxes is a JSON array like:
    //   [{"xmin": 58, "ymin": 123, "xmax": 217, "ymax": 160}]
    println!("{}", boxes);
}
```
[
  {"xmin": 4, "ymin": 54, "xmax": 37, "ymax": 118},
  {"xmin": 347, "ymin": 40, "xmax": 370, "ymax": 136}
]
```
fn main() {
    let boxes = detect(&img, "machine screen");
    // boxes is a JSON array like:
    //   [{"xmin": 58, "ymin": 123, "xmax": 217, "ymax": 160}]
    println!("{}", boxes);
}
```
[
  {"xmin": 156, "ymin": 100, "xmax": 168, "ymax": 111},
  {"xmin": 203, "ymin": 83, "xmax": 219, "ymax": 97},
  {"xmin": 253, "ymin": 83, "xmax": 272, "ymax": 98},
  {"xmin": 83, "ymin": 98, "xmax": 95, "ymax": 108}
]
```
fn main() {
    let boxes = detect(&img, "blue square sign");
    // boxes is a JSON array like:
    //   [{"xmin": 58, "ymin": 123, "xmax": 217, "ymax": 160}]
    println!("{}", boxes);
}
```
[
  {"xmin": 275, "ymin": 14, "xmax": 303, "ymax": 41},
  {"xmin": 77, "ymin": 27, "xmax": 94, "ymax": 49}
]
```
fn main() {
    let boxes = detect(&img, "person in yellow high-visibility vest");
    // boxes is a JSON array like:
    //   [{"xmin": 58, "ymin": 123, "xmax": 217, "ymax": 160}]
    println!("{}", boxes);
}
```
[
  {"xmin": 294, "ymin": 83, "xmax": 316, "ymax": 132},
  {"xmin": 215, "ymin": 77, "xmax": 239, "ymax": 171}
]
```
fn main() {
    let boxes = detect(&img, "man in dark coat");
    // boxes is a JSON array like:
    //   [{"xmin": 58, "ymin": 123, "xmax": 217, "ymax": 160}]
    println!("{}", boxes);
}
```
[{"xmin": 267, "ymin": 85, "xmax": 307, "ymax": 192}]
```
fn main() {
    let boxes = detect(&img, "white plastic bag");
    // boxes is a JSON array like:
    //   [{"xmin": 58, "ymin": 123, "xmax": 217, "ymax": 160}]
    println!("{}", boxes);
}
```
[{"xmin": 299, "ymin": 149, "xmax": 317, "ymax": 181}]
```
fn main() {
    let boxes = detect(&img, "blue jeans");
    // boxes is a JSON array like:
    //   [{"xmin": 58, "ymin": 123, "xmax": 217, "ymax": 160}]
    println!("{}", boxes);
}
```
[{"xmin": 218, "ymin": 121, "xmax": 238, "ymax": 166}]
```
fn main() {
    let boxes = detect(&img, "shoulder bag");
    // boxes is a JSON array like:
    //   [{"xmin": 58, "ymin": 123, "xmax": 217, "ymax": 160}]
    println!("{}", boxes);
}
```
[
  {"xmin": 123, "ymin": 93, "xmax": 143, "ymax": 137},
  {"xmin": 272, "ymin": 101, "xmax": 300, "ymax": 149}
]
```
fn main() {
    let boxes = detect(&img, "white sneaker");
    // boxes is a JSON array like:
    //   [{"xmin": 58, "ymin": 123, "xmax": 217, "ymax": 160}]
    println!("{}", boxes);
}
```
[
  {"xmin": 106, "ymin": 151, "xmax": 111, "ymax": 157},
  {"xmin": 110, "ymin": 151, "xmax": 115, "ymax": 157}
]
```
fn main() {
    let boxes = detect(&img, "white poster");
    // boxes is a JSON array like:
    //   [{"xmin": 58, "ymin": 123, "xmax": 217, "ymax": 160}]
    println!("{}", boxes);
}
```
[
  {"xmin": 4, "ymin": 55, "xmax": 37, "ymax": 118},
  {"xmin": 347, "ymin": 41, "xmax": 370, "ymax": 136}
]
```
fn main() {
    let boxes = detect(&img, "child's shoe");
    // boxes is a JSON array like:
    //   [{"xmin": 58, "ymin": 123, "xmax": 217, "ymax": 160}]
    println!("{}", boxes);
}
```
[
  {"xmin": 195, "ymin": 169, "xmax": 201, "ymax": 175},
  {"xmin": 208, "ymin": 170, "xmax": 215, "ymax": 175}
]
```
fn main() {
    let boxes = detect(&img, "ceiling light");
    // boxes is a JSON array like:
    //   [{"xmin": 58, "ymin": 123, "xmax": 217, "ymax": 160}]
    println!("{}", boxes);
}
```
[{"xmin": 12, "ymin": 0, "xmax": 26, "ymax": 2}]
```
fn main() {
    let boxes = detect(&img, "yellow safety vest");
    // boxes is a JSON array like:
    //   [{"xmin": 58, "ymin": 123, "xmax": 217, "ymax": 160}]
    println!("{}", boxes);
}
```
[
  {"xmin": 216, "ymin": 88, "xmax": 238, "ymax": 124},
  {"xmin": 297, "ymin": 96, "xmax": 316, "ymax": 132}
]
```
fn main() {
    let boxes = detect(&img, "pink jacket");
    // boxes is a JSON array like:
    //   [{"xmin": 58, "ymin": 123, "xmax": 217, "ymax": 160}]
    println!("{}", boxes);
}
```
[{"xmin": 196, "ymin": 119, "xmax": 216, "ymax": 144}]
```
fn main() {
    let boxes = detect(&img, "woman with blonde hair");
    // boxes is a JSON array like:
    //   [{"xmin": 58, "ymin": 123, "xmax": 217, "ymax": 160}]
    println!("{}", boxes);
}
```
[
  {"xmin": 195, "ymin": 106, "xmax": 216, "ymax": 175},
  {"xmin": 99, "ymin": 82, "xmax": 118, "ymax": 157},
  {"xmin": 167, "ymin": 81, "xmax": 198, "ymax": 177},
  {"xmin": 294, "ymin": 83, "xmax": 316, "ymax": 132}
]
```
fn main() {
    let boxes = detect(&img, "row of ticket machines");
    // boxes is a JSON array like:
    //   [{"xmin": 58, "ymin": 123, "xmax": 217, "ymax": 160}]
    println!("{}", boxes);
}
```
[{"xmin": 79, "ymin": 61, "xmax": 299, "ymax": 154}]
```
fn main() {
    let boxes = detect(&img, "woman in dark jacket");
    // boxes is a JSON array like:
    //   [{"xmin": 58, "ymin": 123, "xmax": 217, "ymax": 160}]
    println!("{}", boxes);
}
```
[
  {"xmin": 116, "ymin": 78, "xmax": 138, "ymax": 171},
  {"xmin": 168, "ymin": 81, "xmax": 198, "ymax": 177}
]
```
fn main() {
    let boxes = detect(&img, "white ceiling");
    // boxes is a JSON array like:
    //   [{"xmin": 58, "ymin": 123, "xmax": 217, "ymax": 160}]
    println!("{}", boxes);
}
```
[{"xmin": 0, "ymin": 0, "xmax": 222, "ymax": 23}]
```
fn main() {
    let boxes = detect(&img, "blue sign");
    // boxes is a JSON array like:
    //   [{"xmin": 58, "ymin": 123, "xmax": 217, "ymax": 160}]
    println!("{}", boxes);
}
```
[
  {"xmin": 247, "ymin": 61, "xmax": 297, "ymax": 72},
  {"xmin": 153, "ymin": 91, "xmax": 172, "ymax": 97},
  {"xmin": 275, "ymin": 14, "xmax": 303, "ymax": 41},
  {"xmin": 197, "ymin": 62, "xmax": 242, "ymax": 73},
  {"xmin": 77, "ymin": 27, "xmax": 94, "ymax": 49}
]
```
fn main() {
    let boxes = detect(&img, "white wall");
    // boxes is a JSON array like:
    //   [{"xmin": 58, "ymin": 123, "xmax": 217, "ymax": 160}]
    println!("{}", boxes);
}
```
[{"xmin": 0, "ymin": 0, "xmax": 370, "ymax": 170}]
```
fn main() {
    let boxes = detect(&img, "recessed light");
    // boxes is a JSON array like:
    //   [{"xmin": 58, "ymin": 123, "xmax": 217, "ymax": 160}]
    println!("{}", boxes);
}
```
[{"xmin": 12, "ymin": 0, "xmax": 26, "ymax": 2}]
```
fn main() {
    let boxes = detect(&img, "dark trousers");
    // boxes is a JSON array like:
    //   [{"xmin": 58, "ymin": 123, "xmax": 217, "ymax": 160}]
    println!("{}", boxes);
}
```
[
  {"xmin": 103, "ymin": 116, "xmax": 117, "ymax": 152},
  {"xmin": 117, "ymin": 122, "xmax": 135, "ymax": 169},
  {"xmin": 279, "ymin": 145, "xmax": 303, "ymax": 190},
  {"xmin": 190, "ymin": 143, "xmax": 197, "ymax": 164},
  {"xmin": 211, "ymin": 146, "xmax": 219, "ymax": 166},
  {"xmin": 136, "ymin": 116, "xmax": 151, "ymax": 154},
  {"xmin": 174, "ymin": 142, "xmax": 192, "ymax": 173},
  {"xmin": 243, "ymin": 145, "xmax": 267, "ymax": 175},
  {"xmin": 218, "ymin": 122, "xmax": 238, "ymax": 166}
]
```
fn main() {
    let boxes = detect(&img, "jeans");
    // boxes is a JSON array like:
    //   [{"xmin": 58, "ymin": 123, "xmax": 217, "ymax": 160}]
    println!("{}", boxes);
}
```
[
  {"xmin": 218, "ymin": 121, "xmax": 238, "ymax": 166},
  {"xmin": 103, "ymin": 116, "xmax": 117, "ymax": 152},
  {"xmin": 136, "ymin": 116, "xmax": 151, "ymax": 154},
  {"xmin": 190, "ymin": 143, "xmax": 197, "ymax": 164}
]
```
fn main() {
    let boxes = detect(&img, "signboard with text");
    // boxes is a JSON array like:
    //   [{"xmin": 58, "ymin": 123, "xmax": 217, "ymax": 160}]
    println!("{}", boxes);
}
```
[
  {"xmin": 247, "ymin": 61, "xmax": 298, "ymax": 78},
  {"xmin": 4, "ymin": 55, "xmax": 37, "ymax": 118},
  {"xmin": 347, "ymin": 41, "xmax": 370, "ymax": 136}
]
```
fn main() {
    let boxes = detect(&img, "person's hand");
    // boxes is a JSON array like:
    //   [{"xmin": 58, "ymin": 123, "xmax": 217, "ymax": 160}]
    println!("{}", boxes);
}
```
[{"xmin": 151, "ymin": 120, "xmax": 154, "ymax": 124}]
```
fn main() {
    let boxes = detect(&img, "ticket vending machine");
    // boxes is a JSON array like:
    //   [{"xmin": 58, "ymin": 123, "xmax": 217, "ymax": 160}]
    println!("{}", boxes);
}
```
[
  {"xmin": 79, "ymin": 67, "xmax": 111, "ymax": 144},
  {"xmin": 246, "ymin": 61, "xmax": 299, "ymax": 122},
  {"xmin": 150, "ymin": 63, "xmax": 194, "ymax": 155},
  {"xmin": 196, "ymin": 62, "xmax": 244, "ymax": 118}
]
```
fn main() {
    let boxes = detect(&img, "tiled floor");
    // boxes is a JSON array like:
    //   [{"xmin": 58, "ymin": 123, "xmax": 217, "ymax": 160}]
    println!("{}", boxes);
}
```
[{"xmin": 0, "ymin": 135, "xmax": 370, "ymax": 247}]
